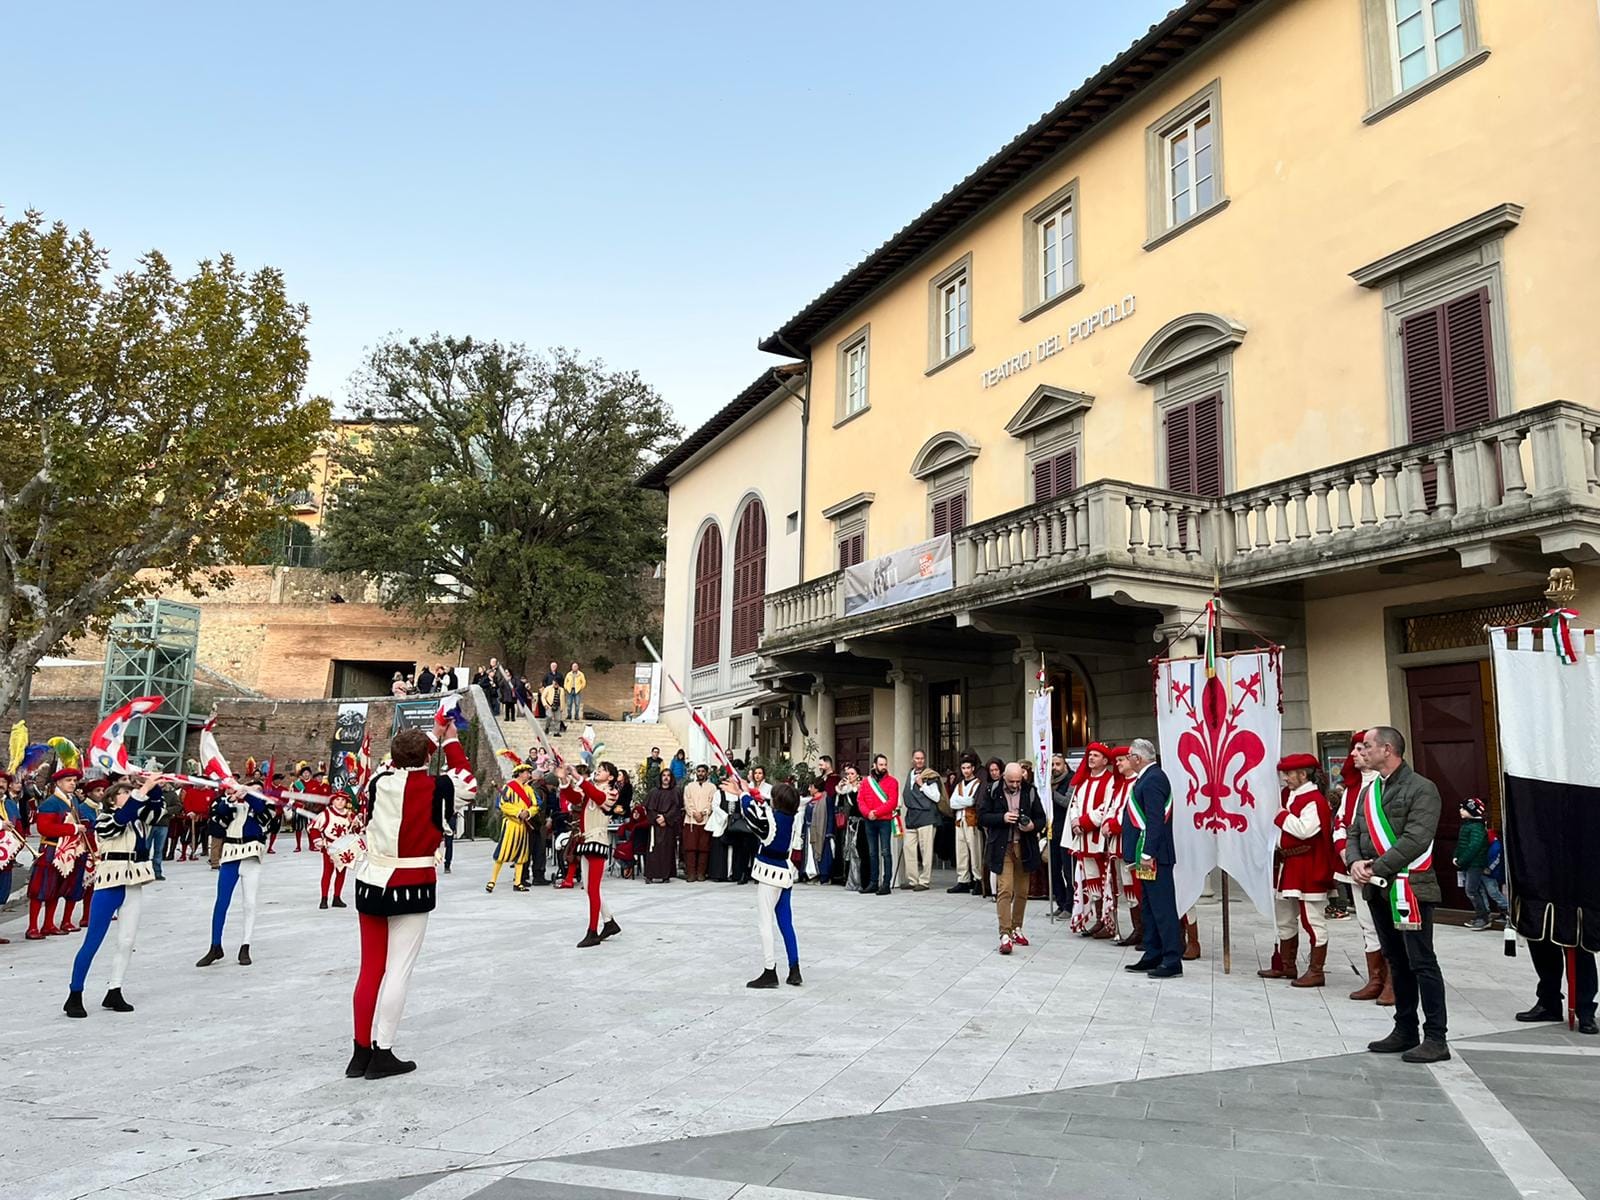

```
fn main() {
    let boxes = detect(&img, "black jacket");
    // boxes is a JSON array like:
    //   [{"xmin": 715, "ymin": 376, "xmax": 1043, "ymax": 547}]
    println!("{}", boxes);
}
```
[{"xmin": 980, "ymin": 781, "xmax": 1047, "ymax": 876}]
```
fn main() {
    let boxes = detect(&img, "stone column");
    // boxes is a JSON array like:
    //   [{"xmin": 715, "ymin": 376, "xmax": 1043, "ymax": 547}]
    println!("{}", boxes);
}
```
[
  {"xmin": 1013, "ymin": 644, "xmax": 1043, "ymax": 763},
  {"xmin": 888, "ymin": 669, "xmax": 915, "ymax": 775},
  {"xmin": 812, "ymin": 681, "xmax": 835, "ymax": 762}
]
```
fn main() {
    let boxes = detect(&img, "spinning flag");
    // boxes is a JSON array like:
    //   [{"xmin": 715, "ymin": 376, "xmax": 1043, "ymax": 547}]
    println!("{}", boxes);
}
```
[
  {"xmin": 436, "ymin": 693, "xmax": 470, "ymax": 731},
  {"xmin": 1491, "ymin": 620, "xmax": 1600, "ymax": 951},
  {"xmin": 88, "ymin": 695, "xmax": 164, "ymax": 774},
  {"xmin": 198, "ymin": 716, "xmax": 235, "ymax": 782}
]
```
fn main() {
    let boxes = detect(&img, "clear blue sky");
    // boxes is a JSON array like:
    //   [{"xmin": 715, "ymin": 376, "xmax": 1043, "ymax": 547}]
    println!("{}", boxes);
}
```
[{"xmin": 3, "ymin": 1, "xmax": 1177, "ymax": 429}]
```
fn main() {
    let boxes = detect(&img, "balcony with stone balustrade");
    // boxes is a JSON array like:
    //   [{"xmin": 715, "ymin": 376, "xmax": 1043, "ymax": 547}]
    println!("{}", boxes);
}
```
[{"xmin": 761, "ymin": 400, "xmax": 1600, "ymax": 654}]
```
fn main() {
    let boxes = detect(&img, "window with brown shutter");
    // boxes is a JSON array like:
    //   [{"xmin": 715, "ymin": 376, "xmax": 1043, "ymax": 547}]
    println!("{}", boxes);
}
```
[
  {"xmin": 1032, "ymin": 448, "xmax": 1078, "ymax": 503},
  {"xmin": 837, "ymin": 531, "xmax": 864, "ymax": 569},
  {"xmin": 691, "ymin": 527, "xmax": 722, "ymax": 669},
  {"xmin": 1164, "ymin": 393, "xmax": 1224, "ymax": 497},
  {"xmin": 1401, "ymin": 288, "xmax": 1497, "ymax": 442},
  {"xmin": 730, "ymin": 502, "xmax": 767, "ymax": 657},
  {"xmin": 931, "ymin": 490, "xmax": 968, "ymax": 538}
]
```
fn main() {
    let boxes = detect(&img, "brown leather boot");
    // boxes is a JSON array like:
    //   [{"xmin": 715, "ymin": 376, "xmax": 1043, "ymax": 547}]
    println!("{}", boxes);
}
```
[
  {"xmin": 1259, "ymin": 936, "xmax": 1298, "ymax": 979},
  {"xmin": 1349, "ymin": 950, "xmax": 1385, "ymax": 1001},
  {"xmin": 1292, "ymin": 944, "xmax": 1328, "ymax": 988},
  {"xmin": 1377, "ymin": 957, "xmax": 1396, "ymax": 1006},
  {"xmin": 1183, "ymin": 918, "xmax": 1201, "ymax": 961},
  {"xmin": 1114, "ymin": 906, "xmax": 1143, "ymax": 948}
]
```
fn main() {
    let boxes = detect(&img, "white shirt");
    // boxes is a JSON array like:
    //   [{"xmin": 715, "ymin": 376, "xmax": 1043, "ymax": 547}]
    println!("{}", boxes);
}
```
[{"xmin": 949, "ymin": 777, "xmax": 981, "ymax": 810}]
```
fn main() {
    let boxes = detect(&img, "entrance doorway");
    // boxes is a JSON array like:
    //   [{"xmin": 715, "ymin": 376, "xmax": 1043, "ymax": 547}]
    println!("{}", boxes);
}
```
[
  {"xmin": 928, "ymin": 681, "xmax": 963, "ymax": 774},
  {"xmin": 1047, "ymin": 665, "xmax": 1094, "ymax": 754},
  {"xmin": 1404, "ymin": 660, "xmax": 1495, "ymax": 911},
  {"xmin": 835, "ymin": 720, "xmax": 871, "ymax": 775},
  {"xmin": 331, "ymin": 659, "xmax": 417, "ymax": 698}
]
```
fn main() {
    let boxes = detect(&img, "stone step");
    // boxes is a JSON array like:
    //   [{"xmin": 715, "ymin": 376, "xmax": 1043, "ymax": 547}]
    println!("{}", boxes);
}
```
[{"xmin": 498, "ymin": 716, "xmax": 682, "ymax": 774}]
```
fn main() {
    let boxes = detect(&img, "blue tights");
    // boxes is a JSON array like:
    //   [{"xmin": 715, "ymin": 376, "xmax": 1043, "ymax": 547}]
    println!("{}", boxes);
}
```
[{"xmin": 70, "ymin": 886, "xmax": 127, "ymax": 991}]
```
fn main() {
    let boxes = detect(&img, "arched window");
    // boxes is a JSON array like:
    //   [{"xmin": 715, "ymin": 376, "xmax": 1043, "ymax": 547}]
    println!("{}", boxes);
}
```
[
  {"xmin": 730, "ymin": 501, "xmax": 768, "ymax": 657},
  {"xmin": 691, "ymin": 525, "xmax": 723, "ymax": 669}
]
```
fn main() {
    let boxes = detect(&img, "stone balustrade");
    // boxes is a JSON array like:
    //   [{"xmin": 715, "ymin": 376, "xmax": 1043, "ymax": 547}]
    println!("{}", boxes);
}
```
[{"xmin": 761, "ymin": 401, "xmax": 1600, "ymax": 647}]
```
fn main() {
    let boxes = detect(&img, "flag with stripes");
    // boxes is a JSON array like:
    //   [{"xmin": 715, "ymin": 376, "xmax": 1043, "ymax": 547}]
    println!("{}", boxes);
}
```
[{"xmin": 89, "ymin": 695, "xmax": 164, "ymax": 774}]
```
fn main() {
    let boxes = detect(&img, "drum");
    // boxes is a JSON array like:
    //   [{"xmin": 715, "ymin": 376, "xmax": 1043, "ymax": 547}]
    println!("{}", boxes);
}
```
[
  {"xmin": 327, "ymin": 831, "xmax": 367, "ymax": 870},
  {"xmin": 0, "ymin": 826, "xmax": 23, "ymax": 870},
  {"xmin": 53, "ymin": 834, "xmax": 82, "ymax": 878}
]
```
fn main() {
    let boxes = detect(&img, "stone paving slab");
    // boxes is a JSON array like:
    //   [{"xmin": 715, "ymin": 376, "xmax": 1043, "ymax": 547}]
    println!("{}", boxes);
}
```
[{"xmin": 0, "ymin": 851, "xmax": 1566, "ymax": 1199}]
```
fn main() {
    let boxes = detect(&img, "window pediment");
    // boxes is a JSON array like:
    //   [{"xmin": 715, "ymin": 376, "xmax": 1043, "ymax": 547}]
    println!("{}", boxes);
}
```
[
  {"xmin": 1005, "ymin": 385, "xmax": 1095, "ymax": 440},
  {"xmin": 1130, "ymin": 312, "xmax": 1247, "ymax": 382},
  {"xmin": 910, "ymin": 431, "xmax": 980, "ymax": 480}
]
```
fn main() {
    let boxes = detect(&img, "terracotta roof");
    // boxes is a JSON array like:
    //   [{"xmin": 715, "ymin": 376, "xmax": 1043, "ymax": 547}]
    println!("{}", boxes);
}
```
[
  {"xmin": 637, "ymin": 366, "xmax": 803, "ymax": 491},
  {"xmin": 758, "ymin": 0, "xmax": 1266, "ymax": 355}
]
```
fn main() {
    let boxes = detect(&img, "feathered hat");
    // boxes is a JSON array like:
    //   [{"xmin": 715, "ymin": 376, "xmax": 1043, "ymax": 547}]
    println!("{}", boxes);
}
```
[{"xmin": 48, "ymin": 736, "xmax": 82, "ymax": 782}]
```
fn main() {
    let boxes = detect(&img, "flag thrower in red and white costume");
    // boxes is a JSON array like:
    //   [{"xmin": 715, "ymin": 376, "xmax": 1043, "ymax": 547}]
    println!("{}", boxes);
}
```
[
  {"xmin": 1105, "ymin": 747, "xmax": 1142, "ymax": 947},
  {"xmin": 1064, "ymin": 743, "xmax": 1119, "ymax": 938},
  {"xmin": 310, "ymin": 790, "xmax": 362, "ymax": 909},
  {"xmin": 561, "ymin": 760, "xmax": 622, "ymax": 948},
  {"xmin": 348, "ymin": 712, "xmax": 476, "ymax": 1081},
  {"xmin": 1258, "ymin": 753, "xmax": 1341, "ymax": 988}
]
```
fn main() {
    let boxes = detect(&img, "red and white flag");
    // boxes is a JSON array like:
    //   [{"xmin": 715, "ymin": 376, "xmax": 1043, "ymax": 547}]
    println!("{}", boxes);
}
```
[
  {"xmin": 89, "ymin": 695, "xmax": 163, "ymax": 775},
  {"xmin": 198, "ymin": 716, "xmax": 235, "ymax": 783}
]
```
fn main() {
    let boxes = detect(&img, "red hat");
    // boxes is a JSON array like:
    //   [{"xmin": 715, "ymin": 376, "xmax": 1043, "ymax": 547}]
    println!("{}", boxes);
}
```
[
  {"xmin": 1071, "ymin": 742, "xmax": 1115, "ymax": 788},
  {"xmin": 1277, "ymin": 753, "xmax": 1319, "ymax": 773},
  {"xmin": 1109, "ymin": 746, "xmax": 1132, "ymax": 758},
  {"xmin": 51, "ymin": 767, "xmax": 83, "ymax": 783}
]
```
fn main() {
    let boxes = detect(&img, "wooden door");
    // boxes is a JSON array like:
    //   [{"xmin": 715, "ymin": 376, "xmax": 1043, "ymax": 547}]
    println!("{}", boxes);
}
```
[
  {"xmin": 835, "ymin": 721, "xmax": 872, "ymax": 776},
  {"xmin": 1405, "ymin": 661, "xmax": 1492, "ymax": 911}
]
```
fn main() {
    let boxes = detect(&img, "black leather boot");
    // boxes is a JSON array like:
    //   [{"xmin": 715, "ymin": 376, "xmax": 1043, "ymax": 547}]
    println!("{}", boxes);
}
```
[
  {"xmin": 600, "ymin": 918, "xmax": 621, "ymax": 940},
  {"xmin": 1368, "ymin": 1026, "xmax": 1421, "ymax": 1054},
  {"xmin": 747, "ymin": 968, "xmax": 780, "ymax": 989},
  {"xmin": 364, "ymin": 1045, "xmax": 416, "ymax": 1079},
  {"xmin": 786, "ymin": 963, "xmax": 803, "ymax": 987},
  {"xmin": 102, "ymin": 988, "xmax": 134, "ymax": 1013},
  {"xmin": 238, "ymin": 944, "xmax": 252, "ymax": 966},
  {"xmin": 577, "ymin": 929, "xmax": 603, "ymax": 948},
  {"xmin": 345, "ymin": 1040, "xmax": 373, "ymax": 1078},
  {"xmin": 63, "ymin": 991, "xmax": 88, "ymax": 1018},
  {"xmin": 196, "ymin": 944, "xmax": 224, "ymax": 967}
]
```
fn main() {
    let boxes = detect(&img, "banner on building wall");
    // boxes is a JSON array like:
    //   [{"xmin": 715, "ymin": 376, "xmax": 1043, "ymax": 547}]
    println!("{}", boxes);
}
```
[
  {"xmin": 1490, "ymin": 620, "xmax": 1600, "ymax": 951},
  {"xmin": 632, "ymin": 662, "xmax": 662, "ymax": 722},
  {"xmin": 1030, "ymin": 691, "xmax": 1055, "ymax": 821},
  {"xmin": 1155, "ymin": 649, "xmax": 1282, "ymax": 920},
  {"xmin": 842, "ymin": 534, "xmax": 954, "ymax": 619},
  {"xmin": 328, "ymin": 702, "xmax": 368, "ymax": 795}
]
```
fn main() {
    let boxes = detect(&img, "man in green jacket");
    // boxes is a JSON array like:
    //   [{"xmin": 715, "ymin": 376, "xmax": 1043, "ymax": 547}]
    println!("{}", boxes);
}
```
[{"xmin": 1345, "ymin": 725, "xmax": 1449, "ymax": 1063}]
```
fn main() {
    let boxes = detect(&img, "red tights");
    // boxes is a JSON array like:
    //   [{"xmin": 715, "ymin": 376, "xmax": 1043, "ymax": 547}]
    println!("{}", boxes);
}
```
[
  {"xmin": 352, "ymin": 913, "xmax": 386, "ymax": 1046},
  {"xmin": 320, "ymin": 857, "xmax": 347, "ymax": 900},
  {"xmin": 585, "ymin": 857, "xmax": 606, "ymax": 932}
]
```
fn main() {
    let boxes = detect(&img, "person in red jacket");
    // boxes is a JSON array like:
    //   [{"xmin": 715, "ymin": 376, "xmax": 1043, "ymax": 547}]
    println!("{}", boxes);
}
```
[
  {"xmin": 348, "ymin": 714, "xmax": 476, "ymax": 1080},
  {"xmin": 26, "ymin": 769, "xmax": 82, "ymax": 939},
  {"xmin": 857, "ymin": 754, "xmax": 900, "ymax": 897},
  {"xmin": 561, "ymin": 761, "xmax": 623, "ymax": 947},
  {"xmin": 1259, "ymin": 753, "xmax": 1341, "ymax": 988}
]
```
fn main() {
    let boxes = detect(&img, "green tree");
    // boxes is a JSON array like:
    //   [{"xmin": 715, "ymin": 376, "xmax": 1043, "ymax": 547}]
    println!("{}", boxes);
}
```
[
  {"xmin": 0, "ymin": 210, "xmax": 329, "ymax": 717},
  {"xmin": 321, "ymin": 335, "xmax": 677, "ymax": 675}
]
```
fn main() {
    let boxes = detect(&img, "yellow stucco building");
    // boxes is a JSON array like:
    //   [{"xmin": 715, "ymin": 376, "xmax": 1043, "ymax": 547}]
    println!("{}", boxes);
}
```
[{"xmin": 649, "ymin": 0, "xmax": 1600, "ymax": 897}]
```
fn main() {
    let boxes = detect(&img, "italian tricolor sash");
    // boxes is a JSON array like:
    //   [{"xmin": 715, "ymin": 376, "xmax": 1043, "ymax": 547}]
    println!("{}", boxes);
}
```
[
  {"xmin": 1363, "ymin": 776, "xmax": 1433, "ymax": 931},
  {"xmin": 1125, "ymin": 781, "xmax": 1171, "ymax": 863},
  {"xmin": 864, "ymin": 775, "xmax": 903, "ymax": 836}
]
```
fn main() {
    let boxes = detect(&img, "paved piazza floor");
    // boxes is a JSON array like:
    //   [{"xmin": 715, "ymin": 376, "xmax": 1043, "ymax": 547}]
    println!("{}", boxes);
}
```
[{"xmin": 1, "ymin": 849, "xmax": 1591, "ymax": 1200}]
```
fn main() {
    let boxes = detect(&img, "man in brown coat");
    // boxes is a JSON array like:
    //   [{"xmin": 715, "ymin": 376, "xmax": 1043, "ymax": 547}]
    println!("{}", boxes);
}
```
[{"xmin": 1345, "ymin": 725, "xmax": 1448, "ymax": 1063}]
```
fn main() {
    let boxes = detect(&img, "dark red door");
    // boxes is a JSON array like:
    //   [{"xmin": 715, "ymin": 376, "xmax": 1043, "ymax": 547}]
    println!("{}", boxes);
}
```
[
  {"xmin": 1405, "ymin": 662, "xmax": 1492, "ymax": 911},
  {"xmin": 834, "ymin": 721, "xmax": 871, "ymax": 775}
]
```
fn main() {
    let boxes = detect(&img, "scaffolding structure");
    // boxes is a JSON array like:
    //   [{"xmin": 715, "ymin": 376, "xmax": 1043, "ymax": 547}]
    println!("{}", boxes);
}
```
[{"xmin": 99, "ymin": 600, "xmax": 200, "ymax": 770}]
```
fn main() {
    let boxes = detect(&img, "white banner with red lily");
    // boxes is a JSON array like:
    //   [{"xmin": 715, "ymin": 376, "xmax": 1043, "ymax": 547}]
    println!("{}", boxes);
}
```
[{"xmin": 1155, "ymin": 649, "xmax": 1282, "ymax": 919}]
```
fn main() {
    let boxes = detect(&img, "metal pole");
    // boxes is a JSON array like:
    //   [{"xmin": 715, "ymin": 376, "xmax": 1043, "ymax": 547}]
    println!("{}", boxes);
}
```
[{"xmin": 1221, "ymin": 872, "xmax": 1232, "ymax": 974}]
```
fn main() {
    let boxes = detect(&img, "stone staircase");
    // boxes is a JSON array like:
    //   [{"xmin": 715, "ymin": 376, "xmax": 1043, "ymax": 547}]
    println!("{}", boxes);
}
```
[{"xmin": 497, "ymin": 712, "xmax": 683, "ymax": 778}]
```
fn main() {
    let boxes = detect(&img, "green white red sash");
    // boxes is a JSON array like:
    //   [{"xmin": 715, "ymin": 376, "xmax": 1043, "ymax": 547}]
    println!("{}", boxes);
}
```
[
  {"xmin": 864, "ymin": 775, "xmax": 904, "ymax": 836},
  {"xmin": 1362, "ymin": 775, "xmax": 1433, "ymax": 930},
  {"xmin": 1125, "ymin": 779, "xmax": 1170, "ymax": 863}
]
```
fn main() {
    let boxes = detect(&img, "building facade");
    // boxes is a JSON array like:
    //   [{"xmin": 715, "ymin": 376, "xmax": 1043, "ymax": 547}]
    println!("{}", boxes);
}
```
[
  {"xmin": 644, "ymin": 367, "xmax": 807, "ymax": 763},
  {"xmin": 652, "ymin": 0, "xmax": 1600, "ymax": 901}
]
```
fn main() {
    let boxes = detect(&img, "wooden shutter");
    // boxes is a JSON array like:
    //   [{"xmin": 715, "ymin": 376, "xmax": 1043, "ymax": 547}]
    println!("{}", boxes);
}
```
[
  {"xmin": 691, "ymin": 527, "xmax": 722, "ymax": 669},
  {"xmin": 1402, "ymin": 289, "xmax": 1497, "ymax": 442},
  {"xmin": 1165, "ymin": 394, "xmax": 1222, "ymax": 497},
  {"xmin": 838, "ymin": 532, "xmax": 864, "ymax": 569},
  {"xmin": 1444, "ymin": 289, "xmax": 1495, "ymax": 428},
  {"xmin": 932, "ymin": 490, "xmax": 967, "ymax": 538},
  {"xmin": 1033, "ymin": 449, "xmax": 1078, "ymax": 503},
  {"xmin": 730, "ymin": 502, "xmax": 767, "ymax": 657}
]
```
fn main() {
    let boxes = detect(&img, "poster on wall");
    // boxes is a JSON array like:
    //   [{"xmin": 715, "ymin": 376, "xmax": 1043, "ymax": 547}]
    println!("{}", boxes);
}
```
[
  {"xmin": 632, "ymin": 662, "xmax": 661, "ymax": 722},
  {"xmin": 392, "ymin": 698, "xmax": 439, "ymax": 735},
  {"xmin": 842, "ymin": 534, "xmax": 954, "ymax": 619},
  {"xmin": 328, "ymin": 702, "xmax": 368, "ymax": 795}
]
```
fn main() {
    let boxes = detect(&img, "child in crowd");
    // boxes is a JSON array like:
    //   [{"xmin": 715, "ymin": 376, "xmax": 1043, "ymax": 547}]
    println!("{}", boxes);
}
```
[{"xmin": 1455, "ymin": 797, "xmax": 1510, "ymax": 930}]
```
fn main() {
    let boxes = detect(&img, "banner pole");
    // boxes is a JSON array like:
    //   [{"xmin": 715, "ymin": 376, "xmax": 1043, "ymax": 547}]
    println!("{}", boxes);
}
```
[{"xmin": 1221, "ymin": 871, "xmax": 1232, "ymax": 974}]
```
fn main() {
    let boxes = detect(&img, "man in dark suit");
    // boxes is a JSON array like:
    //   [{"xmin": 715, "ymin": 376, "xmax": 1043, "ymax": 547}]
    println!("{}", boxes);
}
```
[{"xmin": 1122, "ymin": 738, "xmax": 1183, "ymax": 979}]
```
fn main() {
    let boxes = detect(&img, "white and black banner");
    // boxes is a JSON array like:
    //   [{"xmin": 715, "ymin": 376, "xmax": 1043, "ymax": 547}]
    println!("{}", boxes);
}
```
[
  {"xmin": 1490, "ymin": 624, "xmax": 1600, "ymax": 951},
  {"xmin": 842, "ymin": 534, "xmax": 954, "ymax": 618}
]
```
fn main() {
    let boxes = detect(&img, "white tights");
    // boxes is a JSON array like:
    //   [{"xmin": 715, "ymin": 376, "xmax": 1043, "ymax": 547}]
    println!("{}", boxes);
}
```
[
  {"xmin": 757, "ymin": 882, "xmax": 781, "ymax": 970},
  {"xmin": 375, "ymin": 912, "xmax": 429, "ymax": 1048},
  {"xmin": 109, "ymin": 886, "xmax": 143, "ymax": 988},
  {"xmin": 239, "ymin": 856, "xmax": 262, "ymax": 943}
]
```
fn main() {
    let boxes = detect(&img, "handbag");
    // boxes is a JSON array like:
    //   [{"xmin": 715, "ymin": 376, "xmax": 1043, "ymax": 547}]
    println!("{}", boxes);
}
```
[{"xmin": 722, "ymin": 798, "xmax": 753, "ymax": 838}]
